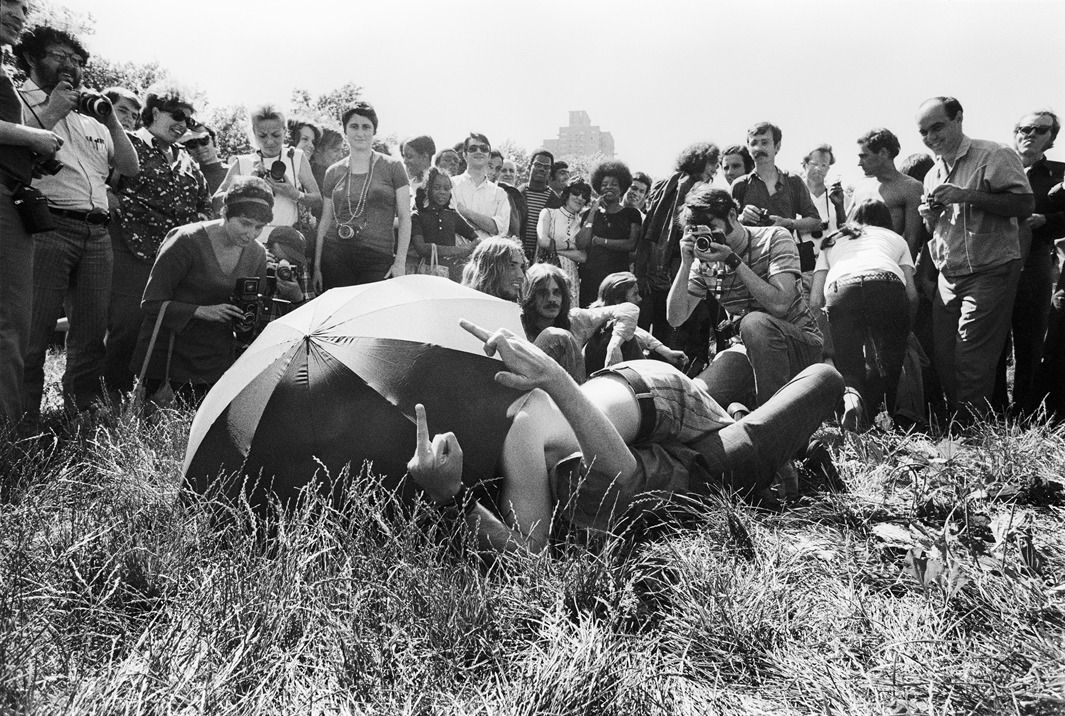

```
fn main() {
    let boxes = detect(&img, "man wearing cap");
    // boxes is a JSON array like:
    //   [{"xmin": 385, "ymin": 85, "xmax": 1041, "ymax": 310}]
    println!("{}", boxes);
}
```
[
  {"xmin": 183, "ymin": 124, "xmax": 227, "ymax": 195},
  {"xmin": 14, "ymin": 25, "xmax": 138, "ymax": 421}
]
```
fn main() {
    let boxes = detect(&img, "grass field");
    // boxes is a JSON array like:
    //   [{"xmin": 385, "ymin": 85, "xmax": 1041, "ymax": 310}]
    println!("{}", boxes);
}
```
[{"xmin": 1, "ymin": 352, "xmax": 1063, "ymax": 715}]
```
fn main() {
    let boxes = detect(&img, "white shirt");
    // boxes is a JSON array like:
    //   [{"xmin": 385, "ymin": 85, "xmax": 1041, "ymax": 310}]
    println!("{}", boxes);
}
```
[
  {"xmin": 450, "ymin": 171, "xmax": 510, "ymax": 237},
  {"xmin": 815, "ymin": 226, "xmax": 914, "ymax": 286},
  {"xmin": 19, "ymin": 79, "xmax": 114, "ymax": 211}
]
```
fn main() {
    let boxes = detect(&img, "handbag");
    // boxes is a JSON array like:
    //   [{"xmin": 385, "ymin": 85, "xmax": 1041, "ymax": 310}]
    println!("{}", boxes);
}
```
[
  {"xmin": 132, "ymin": 300, "xmax": 177, "ymax": 412},
  {"xmin": 417, "ymin": 243, "xmax": 449, "ymax": 278},
  {"xmin": 538, "ymin": 239, "xmax": 561, "ymax": 267}
]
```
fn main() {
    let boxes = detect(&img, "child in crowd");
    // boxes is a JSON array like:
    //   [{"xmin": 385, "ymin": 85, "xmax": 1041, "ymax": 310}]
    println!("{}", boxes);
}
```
[{"xmin": 410, "ymin": 167, "xmax": 480, "ymax": 281}]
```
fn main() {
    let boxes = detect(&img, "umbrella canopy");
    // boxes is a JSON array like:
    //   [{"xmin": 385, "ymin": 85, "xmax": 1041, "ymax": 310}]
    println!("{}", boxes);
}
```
[{"xmin": 183, "ymin": 275, "xmax": 526, "ymax": 508}]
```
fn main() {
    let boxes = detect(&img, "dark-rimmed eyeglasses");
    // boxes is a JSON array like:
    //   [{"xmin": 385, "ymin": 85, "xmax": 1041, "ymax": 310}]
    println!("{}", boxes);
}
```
[
  {"xmin": 182, "ymin": 136, "xmax": 212, "ymax": 149},
  {"xmin": 466, "ymin": 143, "xmax": 490, "ymax": 154},
  {"xmin": 1016, "ymin": 125, "xmax": 1052, "ymax": 136},
  {"xmin": 43, "ymin": 50, "xmax": 86, "ymax": 67}
]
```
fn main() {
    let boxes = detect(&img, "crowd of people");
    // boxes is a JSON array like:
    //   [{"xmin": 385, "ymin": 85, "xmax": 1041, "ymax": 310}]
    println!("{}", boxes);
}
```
[{"xmin": 2, "ymin": 12, "xmax": 1064, "ymax": 549}]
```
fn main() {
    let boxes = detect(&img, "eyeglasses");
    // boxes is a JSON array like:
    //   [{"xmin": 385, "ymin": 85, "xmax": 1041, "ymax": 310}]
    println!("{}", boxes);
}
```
[
  {"xmin": 1016, "ymin": 125, "xmax": 1052, "ymax": 136},
  {"xmin": 43, "ymin": 50, "xmax": 86, "ymax": 67},
  {"xmin": 164, "ymin": 108, "xmax": 198, "ymax": 130},
  {"xmin": 182, "ymin": 137, "xmax": 212, "ymax": 149},
  {"xmin": 466, "ymin": 143, "xmax": 490, "ymax": 154}
]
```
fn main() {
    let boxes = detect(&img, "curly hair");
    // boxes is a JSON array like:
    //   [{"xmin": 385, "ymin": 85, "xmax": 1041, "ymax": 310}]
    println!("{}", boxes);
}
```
[
  {"xmin": 287, "ymin": 117, "xmax": 322, "ymax": 148},
  {"xmin": 674, "ymin": 142, "xmax": 720, "ymax": 177},
  {"xmin": 341, "ymin": 102, "xmax": 378, "ymax": 132},
  {"xmin": 461, "ymin": 237, "xmax": 525, "ymax": 300},
  {"xmin": 14, "ymin": 26, "xmax": 89, "ymax": 75},
  {"xmin": 561, "ymin": 177, "xmax": 592, "ymax": 205},
  {"xmin": 590, "ymin": 160, "xmax": 633, "ymax": 194},
  {"xmin": 857, "ymin": 128, "xmax": 901, "ymax": 159},
  {"xmin": 521, "ymin": 264, "xmax": 571, "ymax": 333},
  {"xmin": 140, "ymin": 81, "xmax": 196, "ymax": 127}
]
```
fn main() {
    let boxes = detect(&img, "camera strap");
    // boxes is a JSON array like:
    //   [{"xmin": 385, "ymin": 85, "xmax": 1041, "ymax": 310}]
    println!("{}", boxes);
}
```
[{"xmin": 136, "ymin": 300, "xmax": 172, "ymax": 388}]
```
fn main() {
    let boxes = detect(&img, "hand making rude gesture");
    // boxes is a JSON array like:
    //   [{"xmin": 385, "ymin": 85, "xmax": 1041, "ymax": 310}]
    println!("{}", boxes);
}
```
[
  {"xmin": 406, "ymin": 403, "xmax": 464, "ymax": 504},
  {"xmin": 459, "ymin": 319, "xmax": 571, "ymax": 393}
]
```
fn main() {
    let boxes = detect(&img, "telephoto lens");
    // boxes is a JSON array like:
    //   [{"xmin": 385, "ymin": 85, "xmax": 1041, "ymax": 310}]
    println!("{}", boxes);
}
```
[{"xmin": 77, "ymin": 91, "xmax": 112, "ymax": 119}]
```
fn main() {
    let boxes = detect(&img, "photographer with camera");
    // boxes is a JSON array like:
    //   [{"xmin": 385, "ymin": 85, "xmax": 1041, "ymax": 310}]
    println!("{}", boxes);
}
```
[
  {"xmin": 0, "ymin": 0, "xmax": 64, "ymax": 430},
  {"xmin": 666, "ymin": 185, "xmax": 823, "ymax": 409},
  {"xmin": 131, "ymin": 177, "xmax": 302, "ymax": 403},
  {"xmin": 13, "ymin": 25, "xmax": 139, "ymax": 424}
]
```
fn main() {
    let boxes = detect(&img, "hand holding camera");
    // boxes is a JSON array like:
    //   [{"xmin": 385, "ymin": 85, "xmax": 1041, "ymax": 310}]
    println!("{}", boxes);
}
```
[
  {"xmin": 194, "ymin": 303, "xmax": 244, "ymax": 323},
  {"xmin": 682, "ymin": 225, "xmax": 731, "ymax": 263}
]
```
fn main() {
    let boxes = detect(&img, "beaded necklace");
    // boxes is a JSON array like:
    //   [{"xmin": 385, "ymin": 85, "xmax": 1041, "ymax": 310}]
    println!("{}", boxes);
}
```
[{"xmin": 337, "ymin": 152, "xmax": 377, "ymax": 240}]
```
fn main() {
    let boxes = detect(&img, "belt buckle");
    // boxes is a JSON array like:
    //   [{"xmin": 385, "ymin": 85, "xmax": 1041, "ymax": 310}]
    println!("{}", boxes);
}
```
[{"xmin": 86, "ymin": 210, "xmax": 110, "ymax": 226}]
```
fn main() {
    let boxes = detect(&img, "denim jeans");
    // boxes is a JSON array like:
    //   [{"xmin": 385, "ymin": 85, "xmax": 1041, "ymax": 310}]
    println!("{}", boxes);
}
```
[
  {"xmin": 738, "ymin": 311, "xmax": 823, "ymax": 406},
  {"xmin": 824, "ymin": 276, "xmax": 911, "ymax": 418},
  {"xmin": 0, "ymin": 185, "xmax": 34, "ymax": 427},
  {"xmin": 23, "ymin": 212, "xmax": 112, "ymax": 416}
]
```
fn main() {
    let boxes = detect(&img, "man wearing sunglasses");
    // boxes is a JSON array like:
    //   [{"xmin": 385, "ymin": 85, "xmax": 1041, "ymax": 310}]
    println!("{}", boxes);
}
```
[
  {"xmin": 182, "ymin": 124, "xmax": 227, "ymax": 195},
  {"xmin": 13, "ymin": 25, "xmax": 138, "ymax": 424},
  {"xmin": 998, "ymin": 111, "xmax": 1065, "ymax": 415},
  {"xmin": 449, "ymin": 132, "xmax": 510, "ymax": 238},
  {"xmin": 916, "ymin": 96, "xmax": 1034, "ymax": 422}
]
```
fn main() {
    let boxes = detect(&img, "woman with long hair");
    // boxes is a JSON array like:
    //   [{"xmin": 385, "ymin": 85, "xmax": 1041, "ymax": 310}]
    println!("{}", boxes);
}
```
[
  {"xmin": 810, "ymin": 199, "xmax": 918, "ymax": 430},
  {"xmin": 314, "ymin": 101, "xmax": 411, "ymax": 289}
]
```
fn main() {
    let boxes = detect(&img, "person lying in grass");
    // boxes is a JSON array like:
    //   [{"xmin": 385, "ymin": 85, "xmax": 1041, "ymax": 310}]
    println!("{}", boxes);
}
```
[{"xmin": 407, "ymin": 319, "xmax": 843, "ymax": 553}]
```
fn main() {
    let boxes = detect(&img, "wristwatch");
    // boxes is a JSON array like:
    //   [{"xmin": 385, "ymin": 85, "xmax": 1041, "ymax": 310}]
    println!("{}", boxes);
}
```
[{"xmin": 723, "ymin": 252, "xmax": 743, "ymax": 272}]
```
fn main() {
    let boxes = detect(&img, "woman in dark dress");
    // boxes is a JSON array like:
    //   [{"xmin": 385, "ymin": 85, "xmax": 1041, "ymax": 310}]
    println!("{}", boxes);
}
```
[{"xmin": 577, "ymin": 160, "xmax": 641, "ymax": 307}]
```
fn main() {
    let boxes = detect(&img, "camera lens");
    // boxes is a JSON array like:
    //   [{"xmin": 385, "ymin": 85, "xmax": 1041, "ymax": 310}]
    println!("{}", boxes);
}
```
[
  {"xmin": 269, "ymin": 160, "xmax": 286, "ymax": 181},
  {"xmin": 78, "ymin": 92, "xmax": 112, "ymax": 119},
  {"xmin": 695, "ymin": 236, "xmax": 711, "ymax": 252}
]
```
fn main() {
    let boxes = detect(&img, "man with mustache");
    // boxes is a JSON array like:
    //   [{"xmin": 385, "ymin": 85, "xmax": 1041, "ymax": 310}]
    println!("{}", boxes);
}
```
[
  {"xmin": 15, "ymin": 25, "xmax": 139, "ymax": 424},
  {"xmin": 916, "ymin": 96, "xmax": 1033, "ymax": 421},
  {"xmin": 732, "ymin": 122, "xmax": 821, "ymax": 238}
]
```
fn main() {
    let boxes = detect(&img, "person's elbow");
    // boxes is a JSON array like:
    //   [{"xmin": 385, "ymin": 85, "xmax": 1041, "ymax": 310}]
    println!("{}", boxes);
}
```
[
  {"xmin": 666, "ymin": 294, "xmax": 693, "ymax": 327},
  {"xmin": 115, "ymin": 155, "xmax": 140, "ymax": 177},
  {"xmin": 1014, "ymin": 194, "xmax": 1036, "ymax": 219}
]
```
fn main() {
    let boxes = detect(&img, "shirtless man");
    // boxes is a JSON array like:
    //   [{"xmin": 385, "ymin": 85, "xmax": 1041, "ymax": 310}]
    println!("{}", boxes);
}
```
[
  {"xmin": 850, "ymin": 128, "xmax": 924, "ymax": 255},
  {"xmin": 407, "ymin": 319, "xmax": 842, "ymax": 554}
]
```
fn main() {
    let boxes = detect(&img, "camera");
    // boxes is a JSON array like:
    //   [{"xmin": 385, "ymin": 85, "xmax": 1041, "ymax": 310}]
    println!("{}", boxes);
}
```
[
  {"xmin": 716, "ymin": 315, "xmax": 743, "ymax": 343},
  {"xmin": 77, "ymin": 91, "xmax": 112, "ymax": 120},
  {"xmin": 694, "ymin": 229, "xmax": 727, "ymax": 252},
  {"xmin": 231, "ymin": 277, "xmax": 262, "ymax": 348},
  {"xmin": 273, "ymin": 259, "xmax": 299, "ymax": 283},
  {"xmin": 33, "ymin": 155, "xmax": 63, "ymax": 177},
  {"xmin": 810, "ymin": 221, "xmax": 829, "ymax": 240},
  {"xmin": 924, "ymin": 193, "xmax": 943, "ymax": 211},
  {"xmin": 12, "ymin": 183, "xmax": 55, "ymax": 233}
]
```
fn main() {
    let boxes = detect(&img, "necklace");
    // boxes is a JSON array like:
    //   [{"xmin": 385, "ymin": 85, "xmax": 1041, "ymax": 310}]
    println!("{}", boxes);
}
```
[{"xmin": 338, "ymin": 152, "xmax": 376, "ymax": 240}]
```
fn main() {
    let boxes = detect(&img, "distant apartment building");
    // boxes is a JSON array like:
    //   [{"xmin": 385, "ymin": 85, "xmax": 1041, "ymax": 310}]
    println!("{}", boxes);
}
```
[{"xmin": 543, "ymin": 110, "xmax": 615, "ymax": 159}]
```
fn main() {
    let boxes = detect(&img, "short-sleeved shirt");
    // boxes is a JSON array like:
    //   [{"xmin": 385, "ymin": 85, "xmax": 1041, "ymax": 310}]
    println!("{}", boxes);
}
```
[
  {"xmin": 411, "ymin": 204, "xmax": 477, "ymax": 247},
  {"xmin": 731, "ymin": 167, "xmax": 819, "ymax": 225},
  {"xmin": 19, "ymin": 79, "xmax": 114, "ymax": 211},
  {"xmin": 815, "ymin": 226, "xmax": 914, "ymax": 286},
  {"xmin": 117, "ymin": 128, "xmax": 212, "ymax": 263},
  {"xmin": 324, "ymin": 151, "xmax": 409, "ymax": 257},
  {"xmin": 0, "ymin": 67, "xmax": 34, "ymax": 184},
  {"xmin": 923, "ymin": 136, "xmax": 1032, "ymax": 277},
  {"xmin": 450, "ymin": 172, "xmax": 510, "ymax": 237},
  {"xmin": 687, "ymin": 225, "xmax": 820, "ymax": 339}
]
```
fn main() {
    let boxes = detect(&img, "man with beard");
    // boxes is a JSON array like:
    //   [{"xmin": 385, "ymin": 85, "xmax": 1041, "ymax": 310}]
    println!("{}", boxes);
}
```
[
  {"xmin": 15, "ymin": 25, "xmax": 139, "ymax": 422},
  {"xmin": 916, "ymin": 96, "xmax": 1033, "ymax": 420},
  {"xmin": 850, "ymin": 128, "xmax": 924, "ymax": 255}
]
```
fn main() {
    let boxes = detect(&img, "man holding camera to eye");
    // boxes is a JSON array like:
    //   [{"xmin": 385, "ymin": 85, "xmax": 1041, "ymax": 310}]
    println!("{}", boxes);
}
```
[
  {"xmin": 666, "ymin": 185, "xmax": 823, "ymax": 409},
  {"xmin": 14, "ymin": 25, "xmax": 139, "ymax": 423}
]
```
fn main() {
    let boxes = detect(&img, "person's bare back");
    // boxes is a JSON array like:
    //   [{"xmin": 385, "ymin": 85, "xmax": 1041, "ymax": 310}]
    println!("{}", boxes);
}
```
[{"xmin": 851, "ymin": 173, "xmax": 924, "ymax": 253}]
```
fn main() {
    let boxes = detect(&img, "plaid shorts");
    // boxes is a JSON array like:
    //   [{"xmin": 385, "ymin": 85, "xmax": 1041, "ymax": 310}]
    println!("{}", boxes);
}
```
[{"xmin": 591, "ymin": 359, "xmax": 733, "ymax": 446}]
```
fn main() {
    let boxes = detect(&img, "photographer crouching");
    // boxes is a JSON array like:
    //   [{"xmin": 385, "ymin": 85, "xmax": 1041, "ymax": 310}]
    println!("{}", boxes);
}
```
[
  {"xmin": 666, "ymin": 185, "xmax": 824, "ymax": 411},
  {"xmin": 130, "ymin": 177, "xmax": 303, "ymax": 405}
]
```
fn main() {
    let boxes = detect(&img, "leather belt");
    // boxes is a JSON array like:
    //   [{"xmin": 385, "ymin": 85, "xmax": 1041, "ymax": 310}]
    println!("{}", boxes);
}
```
[
  {"xmin": 827, "ymin": 271, "xmax": 901, "ymax": 291},
  {"xmin": 49, "ymin": 206, "xmax": 110, "ymax": 226},
  {"xmin": 593, "ymin": 364, "xmax": 656, "ymax": 444}
]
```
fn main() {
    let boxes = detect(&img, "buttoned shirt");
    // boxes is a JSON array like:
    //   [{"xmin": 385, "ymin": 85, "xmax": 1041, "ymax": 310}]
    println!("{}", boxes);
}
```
[
  {"xmin": 19, "ymin": 79, "xmax": 113, "ymax": 211},
  {"xmin": 924, "ymin": 136, "xmax": 1032, "ymax": 277},
  {"xmin": 450, "ymin": 172, "xmax": 510, "ymax": 237},
  {"xmin": 116, "ymin": 128, "xmax": 211, "ymax": 263},
  {"xmin": 731, "ymin": 167, "xmax": 819, "ymax": 225},
  {"xmin": 1026, "ymin": 157, "xmax": 1065, "ymax": 248}
]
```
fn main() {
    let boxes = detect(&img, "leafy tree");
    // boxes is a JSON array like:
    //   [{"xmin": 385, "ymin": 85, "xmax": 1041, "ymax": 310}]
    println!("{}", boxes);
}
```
[
  {"xmin": 205, "ymin": 104, "xmax": 253, "ymax": 162},
  {"xmin": 497, "ymin": 138, "xmax": 531, "ymax": 173},
  {"xmin": 290, "ymin": 82, "xmax": 363, "ymax": 126},
  {"xmin": 82, "ymin": 57, "xmax": 176, "ymax": 96},
  {"xmin": 26, "ymin": 0, "xmax": 94, "ymax": 37}
]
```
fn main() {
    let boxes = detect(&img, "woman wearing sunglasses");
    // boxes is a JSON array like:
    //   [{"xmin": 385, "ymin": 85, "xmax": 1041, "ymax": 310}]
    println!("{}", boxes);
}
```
[
  {"xmin": 104, "ymin": 82, "xmax": 213, "ymax": 396},
  {"xmin": 213, "ymin": 103, "xmax": 321, "ymax": 249}
]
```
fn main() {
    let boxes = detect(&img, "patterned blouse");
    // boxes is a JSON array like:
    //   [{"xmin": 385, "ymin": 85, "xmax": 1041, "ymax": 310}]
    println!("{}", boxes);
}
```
[{"xmin": 117, "ymin": 128, "xmax": 211, "ymax": 263}]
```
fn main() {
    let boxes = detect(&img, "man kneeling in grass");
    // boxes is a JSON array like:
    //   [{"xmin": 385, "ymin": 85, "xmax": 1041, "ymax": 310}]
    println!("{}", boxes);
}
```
[{"xmin": 408, "ymin": 319, "xmax": 843, "ymax": 553}]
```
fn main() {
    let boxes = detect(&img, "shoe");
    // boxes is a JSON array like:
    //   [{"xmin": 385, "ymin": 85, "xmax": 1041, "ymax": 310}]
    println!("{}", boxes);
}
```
[{"xmin": 841, "ymin": 390, "xmax": 867, "ymax": 433}]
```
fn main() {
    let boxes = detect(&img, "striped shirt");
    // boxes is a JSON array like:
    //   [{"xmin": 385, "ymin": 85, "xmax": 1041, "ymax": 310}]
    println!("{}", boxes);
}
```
[
  {"xmin": 687, "ymin": 225, "xmax": 821, "ymax": 341},
  {"xmin": 522, "ymin": 187, "xmax": 553, "ymax": 259}
]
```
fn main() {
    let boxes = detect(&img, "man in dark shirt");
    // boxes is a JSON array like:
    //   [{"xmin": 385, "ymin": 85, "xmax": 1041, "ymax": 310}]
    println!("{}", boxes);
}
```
[
  {"xmin": 732, "ymin": 121, "xmax": 821, "ymax": 237},
  {"xmin": 183, "ymin": 124, "xmax": 227, "ymax": 195},
  {"xmin": 998, "ymin": 111, "xmax": 1065, "ymax": 414},
  {"xmin": 0, "ymin": 0, "xmax": 63, "ymax": 430}
]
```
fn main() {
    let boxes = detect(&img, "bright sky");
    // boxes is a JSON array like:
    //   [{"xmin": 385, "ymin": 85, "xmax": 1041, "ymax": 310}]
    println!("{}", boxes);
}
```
[{"xmin": 60, "ymin": 0, "xmax": 1064, "ymax": 184}]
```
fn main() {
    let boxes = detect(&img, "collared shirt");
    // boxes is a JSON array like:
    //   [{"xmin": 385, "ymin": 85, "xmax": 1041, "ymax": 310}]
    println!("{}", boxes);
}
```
[
  {"xmin": 1026, "ymin": 157, "xmax": 1065, "ymax": 248},
  {"xmin": 116, "ymin": 128, "xmax": 211, "ymax": 263},
  {"xmin": 450, "ymin": 171, "xmax": 510, "ymax": 237},
  {"xmin": 687, "ymin": 225, "xmax": 821, "ymax": 341},
  {"xmin": 924, "ymin": 136, "xmax": 1032, "ymax": 277},
  {"xmin": 731, "ymin": 166, "xmax": 819, "ymax": 224},
  {"xmin": 19, "ymin": 79, "xmax": 113, "ymax": 211}
]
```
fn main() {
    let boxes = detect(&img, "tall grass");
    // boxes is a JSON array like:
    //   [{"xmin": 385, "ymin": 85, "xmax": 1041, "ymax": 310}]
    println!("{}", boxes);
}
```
[{"xmin": 1, "ymin": 353, "xmax": 1063, "ymax": 714}]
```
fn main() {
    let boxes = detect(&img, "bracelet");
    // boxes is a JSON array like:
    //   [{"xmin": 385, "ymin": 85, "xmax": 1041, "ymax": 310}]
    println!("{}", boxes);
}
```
[{"xmin": 724, "ymin": 252, "xmax": 743, "ymax": 272}]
